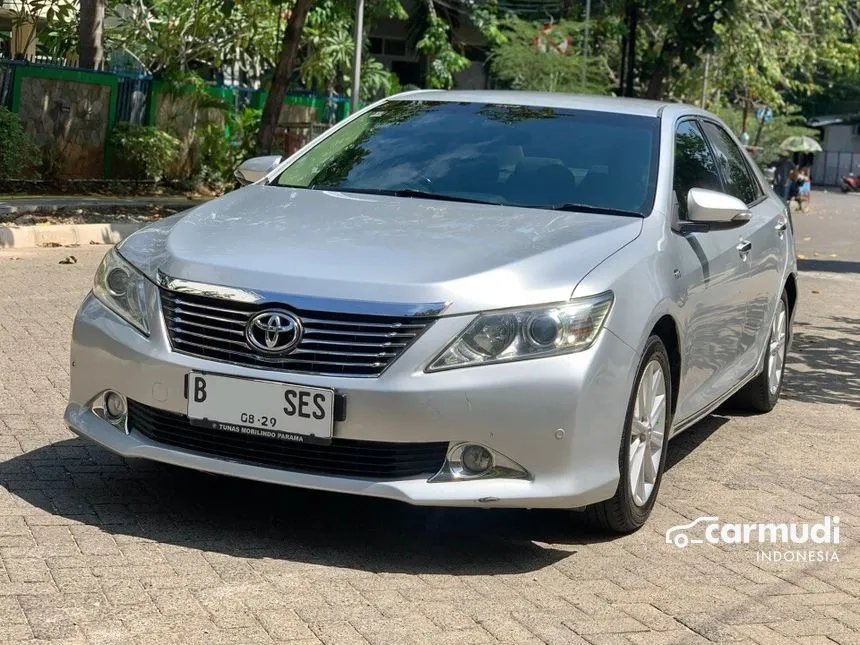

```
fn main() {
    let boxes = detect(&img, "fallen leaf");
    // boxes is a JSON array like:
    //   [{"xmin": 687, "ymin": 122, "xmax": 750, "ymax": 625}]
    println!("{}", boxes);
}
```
[
  {"xmin": 58, "ymin": 256, "xmax": 78, "ymax": 265},
  {"xmin": 830, "ymin": 253, "xmax": 838, "ymax": 258},
  {"xmin": 797, "ymin": 254, "xmax": 807, "ymax": 260},
  {"xmin": 40, "ymin": 242, "xmax": 62, "ymax": 248},
  {"xmin": 803, "ymin": 237, "xmax": 811, "ymax": 241},
  {"xmin": 811, "ymin": 290, "xmax": 820, "ymax": 295}
]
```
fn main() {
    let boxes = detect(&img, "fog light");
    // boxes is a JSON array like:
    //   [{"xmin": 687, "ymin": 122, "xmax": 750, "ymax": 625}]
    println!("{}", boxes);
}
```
[
  {"xmin": 104, "ymin": 391, "xmax": 127, "ymax": 420},
  {"xmin": 461, "ymin": 444, "xmax": 493, "ymax": 475}
]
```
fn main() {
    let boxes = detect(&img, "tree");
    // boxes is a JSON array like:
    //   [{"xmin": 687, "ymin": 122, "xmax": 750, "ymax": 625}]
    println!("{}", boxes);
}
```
[
  {"xmin": 106, "ymin": 0, "xmax": 277, "ymax": 75},
  {"xmin": 489, "ymin": 17, "xmax": 610, "ymax": 93},
  {"xmin": 413, "ymin": 1, "xmax": 469, "ymax": 89},
  {"xmin": 612, "ymin": 0, "xmax": 735, "ymax": 100},
  {"xmin": 257, "ymin": 0, "xmax": 315, "ymax": 153},
  {"xmin": 78, "ymin": 0, "xmax": 105, "ymax": 68},
  {"xmin": 710, "ymin": 0, "xmax": 859, "ymax": 110},
  {"xmin": 299, "ymin": 0, "xmax": 404, "ymax": 98}
]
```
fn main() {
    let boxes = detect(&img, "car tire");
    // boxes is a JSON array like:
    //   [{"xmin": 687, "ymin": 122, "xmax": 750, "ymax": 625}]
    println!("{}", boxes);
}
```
[
  {"xmin": 586, "ymin": 335, "xmax": 673, "ymax": 533},
  {"xmin": 732, "ymin": 290, "xmax": 790, "ymax": 413}
]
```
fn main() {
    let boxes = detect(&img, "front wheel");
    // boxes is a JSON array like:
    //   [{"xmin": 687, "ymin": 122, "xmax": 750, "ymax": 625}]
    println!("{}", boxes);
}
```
[{"xmin": 586, "ymin": 336, "xmax": 673, "ymax": 533}]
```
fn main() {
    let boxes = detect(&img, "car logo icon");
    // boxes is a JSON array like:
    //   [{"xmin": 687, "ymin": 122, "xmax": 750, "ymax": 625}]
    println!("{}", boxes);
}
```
[
  {"xmin": 245, "ymin": 310, "xmax": 303, "ymax": 354},
  {"xmin": 665, "ymin": 516, "xmax": 719, "ymax": 548}
]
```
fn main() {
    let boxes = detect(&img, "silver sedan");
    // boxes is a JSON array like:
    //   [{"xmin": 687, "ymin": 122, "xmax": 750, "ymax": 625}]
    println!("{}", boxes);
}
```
[{"xmin": 65, "ymin": 91, "xmax": 796, "ymax": 532}]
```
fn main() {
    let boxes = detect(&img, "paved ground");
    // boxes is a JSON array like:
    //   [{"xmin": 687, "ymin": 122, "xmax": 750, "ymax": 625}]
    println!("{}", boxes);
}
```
[{"xmin": 0, "ymin": 192, "xmax": 858, "ymax": 645}]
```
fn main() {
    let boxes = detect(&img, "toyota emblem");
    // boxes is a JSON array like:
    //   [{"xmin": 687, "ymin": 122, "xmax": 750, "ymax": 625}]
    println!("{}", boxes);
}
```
[{"xmin": 245, "ymin": 310, "xmax": 303, "ymax": 354}]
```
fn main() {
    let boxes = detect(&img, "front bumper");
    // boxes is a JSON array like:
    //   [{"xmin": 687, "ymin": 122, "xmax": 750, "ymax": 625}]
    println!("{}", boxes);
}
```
[{"xmin": 65, "ymin": 293, "xmax": 638, "ymax": 509}]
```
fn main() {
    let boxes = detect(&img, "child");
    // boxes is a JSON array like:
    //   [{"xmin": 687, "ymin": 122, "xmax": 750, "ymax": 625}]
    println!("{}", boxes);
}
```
[{"xmin": 796, "ymin": 166, "xmax": 811, "ymax": 213}]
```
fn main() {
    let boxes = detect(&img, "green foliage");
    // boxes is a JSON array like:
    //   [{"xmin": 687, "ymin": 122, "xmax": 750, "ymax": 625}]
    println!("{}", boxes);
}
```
[
  {"xmin": 111, "ymin": 124, "xmax": 181, "ymax": 181},
  {"xmin": 712, "ymin": 105, "xmax": 818, "ymax": 166},
  {"xmin": 416, "ymin": 12, "xmax": 470, "ymax": 89},
  {"xmin": 7, "ymin": 0, "xmax": 77, "ymax": 59},
  {"xmin": 711, "ymin": 0, "xmax": 858, "ymax": 109},
  {"xmin": 106, "ymin": 0, "xmax": 281, "ymax": 77},
  {"xmin": 489, "ymin": 18, "xmax": 609, "ymax": 94},
  {"xmin": 299, "ymin": 0, "xmax": 399, "ymax": 100},
  {"xmin": 634, "ymin": 0, "xmax": 736, "ymax": 99},
  {"xmin": 196, "ymin": 108, "xmax": 262, "ymax": 186},
  {"xmin": 0, "ymin": 108, "xmax": 38, "ymax": 180}
]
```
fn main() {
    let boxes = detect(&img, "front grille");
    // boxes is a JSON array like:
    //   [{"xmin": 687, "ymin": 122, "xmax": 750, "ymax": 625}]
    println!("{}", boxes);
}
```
[
  {"xmin": 129, "ymin": 401, "xmax": 448, "ymax": 480},
  {"xmin": 159, "ymin": 289, "xmax": 434, "ymax": 377}
]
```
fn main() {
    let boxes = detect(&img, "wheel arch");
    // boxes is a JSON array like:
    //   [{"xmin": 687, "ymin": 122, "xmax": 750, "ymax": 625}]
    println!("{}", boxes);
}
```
[
  {"xmin": 651, "ymin": 315, "xmax": 681, "ymax": 416},
  {"xmin": 784, "ymin": 272, "xmax": 798, "ymax": 320}
]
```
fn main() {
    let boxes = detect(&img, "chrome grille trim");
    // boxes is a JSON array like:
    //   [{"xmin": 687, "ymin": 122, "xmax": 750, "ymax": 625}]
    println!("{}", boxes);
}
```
[
  {"xmin": 156, "ymin": 271, "xmax": 451, "ymax": 317},
  {"xmin": 159, "ymin": 288, "xmax": 436, "ymax": 377}
]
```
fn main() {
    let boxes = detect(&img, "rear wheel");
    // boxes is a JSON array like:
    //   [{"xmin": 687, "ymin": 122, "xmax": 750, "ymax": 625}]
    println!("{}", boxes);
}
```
[
  {"xmin": 732, "ymin": 290, "xmax": 789, "ymax": 413},
  {"xmin": 586, "ymin": 336, "xmax": 672, "ymax": 533}
]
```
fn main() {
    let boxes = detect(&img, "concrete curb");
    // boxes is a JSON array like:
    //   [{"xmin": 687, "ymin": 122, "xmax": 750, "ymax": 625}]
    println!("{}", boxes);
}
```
[
  {"xmin": 0, "ymin": 223, "xmax": 143, "ymax": 249},
  {"xmin": 0, "ymin": 198, "xmax": 207, "ymax": 216}
]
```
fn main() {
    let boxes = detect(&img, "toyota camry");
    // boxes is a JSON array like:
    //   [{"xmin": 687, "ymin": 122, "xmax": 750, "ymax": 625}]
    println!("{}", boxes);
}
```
[{"xmin": 65, "ymin": 91, "xmax": 796, "ymax": 532}]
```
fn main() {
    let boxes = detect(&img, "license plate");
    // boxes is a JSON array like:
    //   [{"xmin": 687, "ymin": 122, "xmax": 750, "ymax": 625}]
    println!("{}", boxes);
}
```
[{"xmin": 186, "ymin": 372, "xmax": 334, "ymax": 444}]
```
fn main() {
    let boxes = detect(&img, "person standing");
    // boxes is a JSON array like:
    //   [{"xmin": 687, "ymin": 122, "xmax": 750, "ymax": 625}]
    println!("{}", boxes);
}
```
[
  {"xmin": 773, "ymin": 153, "xmax": 795, "ymax": 203},
  {"xmin": 796, "ymin": 166, "xmax": 812, "ymax": 213}
]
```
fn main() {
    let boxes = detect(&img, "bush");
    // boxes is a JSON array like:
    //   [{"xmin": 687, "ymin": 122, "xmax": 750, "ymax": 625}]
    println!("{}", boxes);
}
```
[
  {"xmin": 0, "ymin": 108, "xmax": 39, "ymax": 179},
  {"xmin": 196, "ymin": 108, "xmax": 262, "ymax": 188},
  {"xmin": 111, "ymin": 124, "xmax": 181, "ymax": 181}
]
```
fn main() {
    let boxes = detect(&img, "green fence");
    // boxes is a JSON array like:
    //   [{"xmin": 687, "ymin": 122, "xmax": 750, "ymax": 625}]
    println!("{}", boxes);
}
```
[
  {"xmin": 1, "ymin": 58, "xmax": 350, "ymax": 179},
  {"xmin": 5, "ymin": 63, "xmax": 119, "ymax": 178}
]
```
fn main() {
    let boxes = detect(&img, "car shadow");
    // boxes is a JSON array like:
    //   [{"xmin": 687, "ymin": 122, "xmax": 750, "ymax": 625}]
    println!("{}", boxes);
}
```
[
  {"xmin": 1, "ymin": 406, "xmax": 752, "ymax": 571},
  {"xmin": 665, "ymin": 413, "xmax": 731, "ymax": 471},
  {"xmin": 0, "ymin": 438, "xmax": 621, "ymax": 574},
  {"xmin": 782, "ymin": 316, "xmax": 860, "ymax": 408}
]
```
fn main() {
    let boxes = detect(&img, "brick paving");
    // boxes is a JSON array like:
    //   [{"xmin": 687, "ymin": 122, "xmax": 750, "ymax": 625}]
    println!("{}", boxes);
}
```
[{"xmin": 1, "ymin": 195, "xmax": 859, "ymax": 644}]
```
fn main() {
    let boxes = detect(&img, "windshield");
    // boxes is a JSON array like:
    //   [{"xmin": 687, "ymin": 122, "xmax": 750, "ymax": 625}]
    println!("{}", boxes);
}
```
[{"xmin": 275, "ymin": 100, "xmax": 660, "ymax": 216}]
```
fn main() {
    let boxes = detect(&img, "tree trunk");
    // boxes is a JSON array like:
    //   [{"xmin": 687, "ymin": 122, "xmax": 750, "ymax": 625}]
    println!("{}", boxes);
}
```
[
  {"xmin": 256, "ymin": 0, "xmax": 314, "ymax": 154},
  {"xmin": 618, "ymin": 25, "xmax": 627, "ymax": 96},
  {"xmin": 644, "ymin": 46, "xmax": 671, "ymax": 99},
  {"xmin": 78, "ymin": 0, "xmax": 105, "ymax": 69},
  {"xmin": 624, "ymin": 1, "xmax": 637, "ymax": 97}
]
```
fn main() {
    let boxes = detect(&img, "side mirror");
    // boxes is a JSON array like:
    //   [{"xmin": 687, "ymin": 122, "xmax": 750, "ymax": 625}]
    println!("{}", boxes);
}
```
[
  {"xmin": 686, "ymin": 188, "xmax": 751, "ymax": 227},
  {"xmin": 234, "ymin": 155, "xmax": 282, "ymax": 186}
]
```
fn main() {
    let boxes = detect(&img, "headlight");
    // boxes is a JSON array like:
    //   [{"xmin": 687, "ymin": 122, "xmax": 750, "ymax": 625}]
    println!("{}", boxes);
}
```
[
  {"xmin": 427, "ymin": 291, "xmax": 613, "ymax": 371},
  {"xmin": 93, "ymin": 249, "xmax": 152, "ymax": 335}
]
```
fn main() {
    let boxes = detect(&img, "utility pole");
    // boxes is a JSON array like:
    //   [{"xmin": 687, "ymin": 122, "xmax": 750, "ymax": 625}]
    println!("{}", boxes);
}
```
[
  {"xmin": 581, "ymin": 0, "xmax": 591, "ymax": 91},
  {"xmin": 350, "ymin": 0, "xmax": 365, "ymax": 115}
]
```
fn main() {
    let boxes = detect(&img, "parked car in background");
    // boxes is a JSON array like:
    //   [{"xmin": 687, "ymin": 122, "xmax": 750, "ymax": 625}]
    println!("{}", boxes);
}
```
[{"xmin": 65, "ymin": 91, "xmax": 796, "ymax": 533}]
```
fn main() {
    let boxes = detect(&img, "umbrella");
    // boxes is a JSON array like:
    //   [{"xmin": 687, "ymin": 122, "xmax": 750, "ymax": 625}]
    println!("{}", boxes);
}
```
[{"xmin": 778, "ymin": 136, "xmax": 822, "ymax": 154}]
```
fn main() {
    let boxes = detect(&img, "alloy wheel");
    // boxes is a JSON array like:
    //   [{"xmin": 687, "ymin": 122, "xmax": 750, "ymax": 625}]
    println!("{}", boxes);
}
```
[
  {"xmin": 629, "ymin": 360, "xmax": 667, "ymax": 507},
  {"xmin": 767, "ymin": 300, "xmax": 788, "ymax": 396}
]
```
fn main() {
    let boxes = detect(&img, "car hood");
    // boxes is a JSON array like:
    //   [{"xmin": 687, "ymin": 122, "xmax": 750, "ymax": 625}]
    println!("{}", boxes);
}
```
[{"xmin": 119, "ymin": 185, "xmax": 642, "ymax": 315}]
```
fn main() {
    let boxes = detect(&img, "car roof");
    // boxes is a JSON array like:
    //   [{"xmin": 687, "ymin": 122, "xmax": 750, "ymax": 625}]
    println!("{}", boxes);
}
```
[{"xmin": 388, "ymin": 90, "xmax": 685, "ymax": 118}]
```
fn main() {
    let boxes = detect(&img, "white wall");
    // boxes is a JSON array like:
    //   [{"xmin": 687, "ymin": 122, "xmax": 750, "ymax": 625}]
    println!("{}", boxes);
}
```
[{"xmin": 822, "ymin": 124, "xmax": 860, "ymax": 153}]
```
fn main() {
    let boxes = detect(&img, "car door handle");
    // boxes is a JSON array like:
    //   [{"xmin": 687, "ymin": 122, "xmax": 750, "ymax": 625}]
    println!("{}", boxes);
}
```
[
  {"xmin": 775, "ymin": 219, "xmax": 787, "ymax": 233},
  {"xmin": 736, "ymin": 240, "xmax": 752, "ymax": 256}
]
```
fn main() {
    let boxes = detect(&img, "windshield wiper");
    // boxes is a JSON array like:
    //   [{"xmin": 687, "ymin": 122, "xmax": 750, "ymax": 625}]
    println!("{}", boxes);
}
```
[
  {"xmin": 311, "ymin": 186, "xmax": 501, "ymax": 206},
  {"xmin": 545, "ymin": 202, "xmax": 644, "ymax": 218}
]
